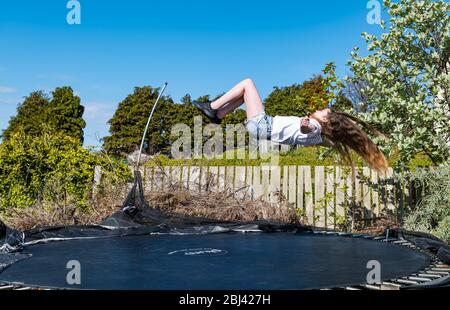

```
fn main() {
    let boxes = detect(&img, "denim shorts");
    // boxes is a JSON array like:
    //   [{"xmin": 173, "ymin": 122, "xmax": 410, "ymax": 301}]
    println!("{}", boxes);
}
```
[{"xmin": 245, "ymin": 112, "xmax": 273, "ymax": 140}]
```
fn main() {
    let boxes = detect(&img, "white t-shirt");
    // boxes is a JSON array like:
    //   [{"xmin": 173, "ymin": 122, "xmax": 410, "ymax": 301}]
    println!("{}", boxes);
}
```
[{"xmin": 270, "ymin": 116, "xmax": 323, "ymax": 146}]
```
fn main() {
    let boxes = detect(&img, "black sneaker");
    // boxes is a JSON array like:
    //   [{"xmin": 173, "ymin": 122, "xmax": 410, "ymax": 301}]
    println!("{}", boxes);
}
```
[{"xmin": 193, "ymin": 101, "xmax": 222, "ymax": 124}]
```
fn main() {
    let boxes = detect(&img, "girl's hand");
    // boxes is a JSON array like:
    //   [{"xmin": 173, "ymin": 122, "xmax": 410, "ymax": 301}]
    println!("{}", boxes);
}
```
[{"xmin": 300, "ymin": 117, "xmax": 314, "ymax": 134}]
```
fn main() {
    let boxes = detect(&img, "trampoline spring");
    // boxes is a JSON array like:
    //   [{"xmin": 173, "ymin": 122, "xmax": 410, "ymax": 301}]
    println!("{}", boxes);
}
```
[
  {"xmin": 0, "ymin": 285, "xmax": 15, "ymax": 290},
  {"xmin": 328, "ymin": 287, "xmax": 348, "ymax": 291},
  {"xmin": 345, "ymin": 287, "xmax": 362, "ymax": 290},
  {"xmin": 392, "ymin": 240, "xmax": 407, "ymax": 244},
  {"xmin": 401, "ymin": 242, "xmax": 413, "ymax": 246},
  {"xmin": 418, "ymin": 273, "xmax": 442, "ymax": 279},
  {"xmin": 431, "ymin": 267, "xmax": 450, "ymax": 272},
  {"xmin": 15, "ymin": 287, "xmax": 32, "ymax": 290},
  {"xmin": 407, "ymin": 276, "xmax": 432, "ymax": 282},
  {"xmin": 364, "ymin": 284, "xmax": 381, "ymax": 290},
  {"xmin": 426, "ymin": 271, "xmax": 450, "ymax": 276},
  {"xmin": 395, "ymin": 279, "xmax": 419, "ymax": 285},
  {"xmin": 380, "ymin": 282, "xmax": 401, "ymax": 290},
  {"xmin": 435, "ymin": 264, "xmax": 449, "ymax": 268}
]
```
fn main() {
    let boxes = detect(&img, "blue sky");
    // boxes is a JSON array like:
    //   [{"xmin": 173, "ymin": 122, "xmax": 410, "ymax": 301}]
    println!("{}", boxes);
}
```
[{"xmin": 0, "ymin": 0, "xmax": 385, "ymax": 147}]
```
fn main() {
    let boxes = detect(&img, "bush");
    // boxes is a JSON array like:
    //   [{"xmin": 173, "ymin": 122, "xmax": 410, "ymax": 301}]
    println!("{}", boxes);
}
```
[
  {"xmin": 0, "ymin": 130, "xmax": 95, "ymax": 211},
  {"xmin": 403, "ymin": 163, "xmax": 450, "ymax": 243},
  {"xmin": 435, "ymin": 216, "xmax": 450, "ymax": 243},
  {"xmin": 0, "ymin": 129, "xmax": 132, "ymax": 226}
]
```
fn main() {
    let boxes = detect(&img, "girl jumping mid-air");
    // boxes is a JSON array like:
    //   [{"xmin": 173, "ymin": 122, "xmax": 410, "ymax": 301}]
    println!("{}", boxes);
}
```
[{"xmin": 193, "ymin": 79, "xmax": 388, "ymax": 173}]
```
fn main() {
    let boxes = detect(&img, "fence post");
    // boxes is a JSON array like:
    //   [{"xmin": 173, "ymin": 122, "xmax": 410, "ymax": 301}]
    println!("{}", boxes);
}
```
[
  {"xmin": 362, "ymin": 167, "xmax": 371, "ymax": 222},
  {"xmin": 303, "ymin": 166, "xmax": 313, "ymax": 226},
  {"xmin": 226, "ymin": 166, "xmax": 235, "ymax": 193},
  {"xmin": 314, "ymin": 166, "xmax": 325, "ymax": 228},
  {"xmin": 385, "ymin": 168, "xmax": 395, "ymax": 214},
  {"xmin": 209, "ymin": 166, "xmax": 219, "ymax": 192},
  {"xmin": 269, "ymin": 166, "xmax": 281, "ymax": 203},
  {"xmin": 234, "ymin": 166, "xmax": 246, "ymax": 199},
  {"xmin": 282, "ymin": 166, "xmax": 289, "ymax": 199},
  {"xmin": 252, "ymin": 166, "xmax": 262, "ymax": 200},
  {"xmin": 92, "ymin": 166, "xmax": 102, "ymax": 199},
  {"xmin": 288, "ymin": 166, "xmax": 297, "ymax": 205},
  {"xmin": 189, "ymin": 166, "xmax": 201, "ymax": 192},
  {"xmin": 326, "ymin": 166, "xmax": 335, "ymax": 229},
  {"xmin": 246, "ymin": 166, "xmax": 253, "ymax": 200},
  {"xmin": 335, "ymin": 167, "xmax": 346, "ymax": 230},
  {"xmin": 371, "ymin": 169, "xmax": 380, "ymax": 219}
]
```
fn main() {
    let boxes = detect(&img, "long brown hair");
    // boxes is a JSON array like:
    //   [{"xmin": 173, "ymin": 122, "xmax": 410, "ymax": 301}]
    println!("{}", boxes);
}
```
[{"xmin": 319, "ymin": 111, "xmax": 389, "ymax": 174}]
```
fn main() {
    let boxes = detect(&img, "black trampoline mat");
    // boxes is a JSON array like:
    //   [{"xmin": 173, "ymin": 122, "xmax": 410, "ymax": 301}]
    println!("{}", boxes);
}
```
[{"xmin": 0, "ymin": 233, "xmax": 431, "ymax": 290}]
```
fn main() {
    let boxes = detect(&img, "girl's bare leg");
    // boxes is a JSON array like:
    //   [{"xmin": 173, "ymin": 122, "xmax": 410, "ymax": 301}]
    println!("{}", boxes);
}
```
[
  {"xmin": 211, "ymin": 79, "xmax": 264, "ymax": 119},
  {"xmin": 216, "ymin": 96, "xmax": 244, "ymax": 119}
]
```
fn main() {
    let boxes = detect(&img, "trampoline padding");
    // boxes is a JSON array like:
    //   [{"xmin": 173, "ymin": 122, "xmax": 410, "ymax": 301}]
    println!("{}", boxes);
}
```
[{"xmin": 0, "ymin": 233, "xmax": 431, "ymax": 290}]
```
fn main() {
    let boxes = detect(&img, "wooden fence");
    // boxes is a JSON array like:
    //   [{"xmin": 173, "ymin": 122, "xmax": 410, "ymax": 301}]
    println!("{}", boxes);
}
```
[{"xmin": 138, "ymin": 166, "xmax": 420, "ymax": 229}]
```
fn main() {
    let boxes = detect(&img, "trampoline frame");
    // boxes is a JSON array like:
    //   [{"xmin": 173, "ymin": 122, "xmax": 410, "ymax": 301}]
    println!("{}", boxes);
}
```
[
  {"xmin": 309, "ymin": 231, "xmax": 450, "ymax": 290},
  {"xmin": 0, "ymin": 230, "xmax": 449, "ymax": 290}
]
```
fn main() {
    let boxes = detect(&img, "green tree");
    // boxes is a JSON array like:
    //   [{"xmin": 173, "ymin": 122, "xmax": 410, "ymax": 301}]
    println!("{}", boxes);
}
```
[
  {"xmin": 319, "ymin": 62, "xmax": 354, "ymax": 112},
  {"xmin": 347, "ymin": 0, "xmax": 450, "ymax": 166},
  {"xmin": 48, "ymin": 87, "xmax": 86, "ymax": 144},
  {"xmin": 265, "ymin": 84, "xmax": 308, "ymax": 117},
  {"xmin": 176, "ymin": 93, "xmax": 229, "ymax": 128},
  {"xmin": 332, "ymin": 94, "xmax": 354, "ymax": 112},
  {"xmin": 167, "ymin": 98, "xmax": 198, "ymax": 139},
  {"xmin": 1, "ymin": 91, "xmax": 50, "ymax": 140},
  {"xmin": 103, "ymin": 86, "xmax": 174, "ymax": 156},
  {"xmin": 222, "ymin": 109, "xmax": 247, "ymax": 125},
  {"xmin": 265, "ymin": 70, "xmax": 336, "ymax": 117},
  {"xmin": 1, "ymin": 87, "xmax": 86, "ymax": 144},
  {"xmin": 175, "ymin": 94, "xmax": 218, "ymax": 124},
  {"xmin": 194, "ymin": 95, "xmax": 211, "ymax": 104},
  {"xmin": 180, "ymin": 94, "xmax": 192, "ymax": 105}
]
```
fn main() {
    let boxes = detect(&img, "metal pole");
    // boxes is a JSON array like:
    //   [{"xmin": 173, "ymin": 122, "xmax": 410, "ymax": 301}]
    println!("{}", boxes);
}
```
[{"xmin": 136, "ymin": 82, "xmax": 168, "ymax": 168}]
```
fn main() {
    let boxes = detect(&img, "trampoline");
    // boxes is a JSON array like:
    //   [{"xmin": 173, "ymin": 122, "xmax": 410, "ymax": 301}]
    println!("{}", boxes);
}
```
[
  {"xmin": 2, "ymin": 87, "xmax": 449, "ymax": 291},
  {"xmin": 1, "ymin": 207, "xmax": 450, "ymax": 290}
]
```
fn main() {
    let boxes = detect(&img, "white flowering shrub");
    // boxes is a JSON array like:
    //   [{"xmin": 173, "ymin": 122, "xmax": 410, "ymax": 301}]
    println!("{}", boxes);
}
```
[
  {"xmin": 347, "ymin": 0, "xmax": 449, "ymax": 167},
  {"xmin": 403, "ymin": 163, "xmax": 450, "ymax": 243}
]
